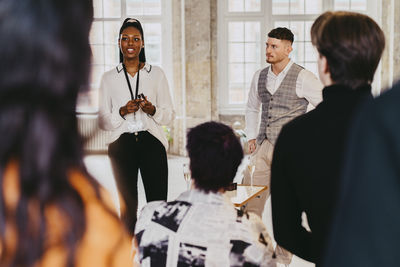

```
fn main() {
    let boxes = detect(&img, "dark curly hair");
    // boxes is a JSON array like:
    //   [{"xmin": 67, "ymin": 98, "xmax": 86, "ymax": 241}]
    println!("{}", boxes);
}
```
[{"xmin": 186, "ymin": 121, "xmax": 243, "ymax": 192}]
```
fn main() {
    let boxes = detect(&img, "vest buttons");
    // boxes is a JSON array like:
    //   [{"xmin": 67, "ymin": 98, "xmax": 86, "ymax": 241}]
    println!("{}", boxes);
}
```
[
  {"xmin": 267, "ymin": 124, "xmax": 270, "ymax": 127},
  {"xmin": 268, "ymin": 116, "xmax": 271, "ymax": 119}
]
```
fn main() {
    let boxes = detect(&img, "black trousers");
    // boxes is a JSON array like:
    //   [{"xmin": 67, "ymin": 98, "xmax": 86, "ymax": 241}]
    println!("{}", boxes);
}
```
[{"xmin": 108, "ymin": 131, "xmax": 168, "ymax": 235}]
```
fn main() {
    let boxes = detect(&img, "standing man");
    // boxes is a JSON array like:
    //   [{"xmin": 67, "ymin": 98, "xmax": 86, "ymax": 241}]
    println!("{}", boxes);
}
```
[{"xmin": 244, "ymin": 27, "xmax": 322, "ymax": 217}]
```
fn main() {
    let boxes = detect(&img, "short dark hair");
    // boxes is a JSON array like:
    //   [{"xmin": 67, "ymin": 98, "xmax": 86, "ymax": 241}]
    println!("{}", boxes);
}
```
[
  {"xmin": 119, "ymin": 18, "xmax": 146, "ymax": 63},
  {"xmin": 311, "ymin": 11, "xmax": 385, "ymax": 89},
  {"xmin": 186, "ymin": 121, "xmax": 243, "ymax": 192},
  {"xmin": 268, "ymin": 27, "xmax": 294, "ymax": 44}
]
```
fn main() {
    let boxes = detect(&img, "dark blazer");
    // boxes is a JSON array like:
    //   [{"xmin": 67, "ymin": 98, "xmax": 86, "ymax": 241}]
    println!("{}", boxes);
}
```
[
  {"xmin": 270, "ymin": 84, "xmax": 372, "ymax": 265},
  {"xmin": 323, "ymin": 81, "xmax": 400, "ymax": 267}
]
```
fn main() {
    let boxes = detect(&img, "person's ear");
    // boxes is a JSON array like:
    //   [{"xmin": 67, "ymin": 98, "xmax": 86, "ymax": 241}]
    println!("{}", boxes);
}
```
[
  {"xmin": 320, "ymin": 55, "xmax": 329, "ymax": 74},
  {"xmin": 285, "ymin": 42, "xmax": 293, "ymax": 56},
  {"xmin": 287, "ymin": 45, "xmax": 293, "ymax": 54},
  {"xmin": 318, "ymin": 54, "xmax": 333, "ymax": 86}
]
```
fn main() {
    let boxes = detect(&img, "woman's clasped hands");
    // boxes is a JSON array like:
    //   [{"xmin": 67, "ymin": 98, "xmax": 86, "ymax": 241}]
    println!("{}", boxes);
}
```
[{"xmin": 120, "ymin": 95, "xmax": 155, "ymax": 117}]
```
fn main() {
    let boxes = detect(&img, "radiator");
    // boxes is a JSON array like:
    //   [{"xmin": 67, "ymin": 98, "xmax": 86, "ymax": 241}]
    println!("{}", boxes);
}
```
[{"xmin": 77, "ymin": 114, "xmax": 109, "ymax": 153}]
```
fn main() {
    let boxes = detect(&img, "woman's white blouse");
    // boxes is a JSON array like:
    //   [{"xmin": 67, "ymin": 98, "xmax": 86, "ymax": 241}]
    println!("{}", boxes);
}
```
[{"xmin": 98, "ymin": 62, "xmax": 175, "ymax": 150}]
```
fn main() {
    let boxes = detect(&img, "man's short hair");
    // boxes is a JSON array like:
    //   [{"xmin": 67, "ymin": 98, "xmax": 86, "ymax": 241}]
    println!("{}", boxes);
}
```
[
  {"xmin": 186, "ymin": 121, "xmax": 243, "ymax": 192},
  {"xmin": 268, "ymin": 27, "xmax": 294, "ymax": 44},
  {"xmin": 311, "ymin": 11, "xmax": 385, "ymax": 89}
]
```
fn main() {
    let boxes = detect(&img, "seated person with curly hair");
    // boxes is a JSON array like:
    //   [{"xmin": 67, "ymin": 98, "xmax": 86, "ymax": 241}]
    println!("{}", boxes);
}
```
[{"xmin": 134, "ymin": 121, "xmax": 279, "ymax": 267}]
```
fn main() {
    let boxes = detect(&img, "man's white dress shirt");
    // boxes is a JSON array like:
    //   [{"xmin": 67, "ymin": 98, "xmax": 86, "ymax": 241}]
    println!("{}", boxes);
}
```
[{"xmin": 245, "ymin": 60, "xmax": 323, "ymax": 140}]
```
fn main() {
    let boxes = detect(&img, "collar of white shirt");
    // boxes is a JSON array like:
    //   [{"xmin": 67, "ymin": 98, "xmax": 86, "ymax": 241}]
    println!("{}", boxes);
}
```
[
  {"xmin": 116, "ymin": 62, "xmax": 152, "ymax": 73},
  {"xmin": 269, "ymin": 59, "xmax": 294, "ymax": 78}
]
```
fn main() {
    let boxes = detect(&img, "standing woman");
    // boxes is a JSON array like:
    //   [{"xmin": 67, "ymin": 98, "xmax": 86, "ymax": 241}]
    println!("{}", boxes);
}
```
[{"xmin": 99, "ymin": 18, "xmax": 175, "ymax": 235}]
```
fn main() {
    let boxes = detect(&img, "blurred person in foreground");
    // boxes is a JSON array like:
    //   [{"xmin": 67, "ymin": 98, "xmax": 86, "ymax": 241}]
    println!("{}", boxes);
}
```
[
  {"xmin": 322, "ymin": 82, "xmax": 400, "ymax": 266},
  {"xmin": 0, "ymin": 0, "xmax": 132, "ymax": 266},
  {"xmin": 134, "ymin": 121, "xmax": 279, "ymax": 267},
  {"xmin": 270, "ymin": 11, "xmax": 385, "ymax": 266}
]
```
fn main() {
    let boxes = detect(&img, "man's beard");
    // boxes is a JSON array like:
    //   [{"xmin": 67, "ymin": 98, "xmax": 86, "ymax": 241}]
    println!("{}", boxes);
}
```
[
  {"xmin": 266, "ymin": 57, "xmax": 275, "ymax": 64},
  {"xmin": 266, "ymin": 56, "xmax": 283, "ymax": 64}
]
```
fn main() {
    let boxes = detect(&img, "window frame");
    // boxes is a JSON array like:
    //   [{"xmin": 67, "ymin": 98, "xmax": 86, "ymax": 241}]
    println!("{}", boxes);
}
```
[
  {"xmin": 77, "ymin": 0, "xmax": 173, "ymax": 114},
  {"xmin": 218, "ymin": 0, "xmax": 382, "ymax": 115}
]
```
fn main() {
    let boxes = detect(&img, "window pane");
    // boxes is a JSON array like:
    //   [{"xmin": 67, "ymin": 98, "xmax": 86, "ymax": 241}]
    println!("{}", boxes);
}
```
[
  {"xmin": 305, "ymin": 42, "xmax": 317, "ymax": 62},
  {"xmin": 146, "ymin": 44, "xmax": 161, "ymax": 65},
  {"xmin": 105, "ymin": 45, "xmax": 119, "ymax": 65},
  {"xmin": 229, "ymin": 64, "xmax": 245, "ymax": 83},
  {"xmin": 144, "ymin": 23, "xmax": 162, "ymax": 41},
  {"xmin": 245, "ymin": 43, "xmax": 259, "ymax": 63},
  {"xmin": 77, "ymin": 90, "xmax": 98, "ymax": 112},
  {"xmin": 245, "ymin": 63, "xmax": 259, "ymax": 83},
  {"xmin": 144, "ymin": 0, "xmax": 162, "ymax": 15},
  {"xmin": 245, "ymin": 0, "xmax": 261, "ymax": 12},
  {"xmin": 127, "ymin": 0, "xmax": 143, "ymax": 15},
  {"xmin": 272, "ymin": 0, "xmax": 289, "ymax": 14},
  {"xmin": 335, "ymin": 0, "xmax": 350, "ymax": 10},
  {"xmin": 274, "ymin": 21, "xmax": 290, "ymax": 29},
  {"xmin": 290, "ymin": 21, "xmax": 305, "ymax": 42},
  {"xmin": 351, "ymin": 0, "xmax": 367, "ymax": 10},
  {"xmin": 90, "ymin": 22, "xmax": 104, "ymax": 44},
  {"xmin": 229, "ymin": 0, "xmax": 244, "ymax": 12},
  {"xmin": 275, "ymin": 0, "xmax": 321, "ymax": 14},
  {"xmin": 103, "ymin": 0, "xmax": 121, "ymax": 18},
  {"xmin": 305, "ymin": 21, "xmax": 313, "ymax": 41},
  {"xmin": 127, "ymin": 0, "xmax": 162, "ymax": 15},
  {"xmin": 291, "ymin": 0, "xmax": 305, "ymax": 15},
  {"xmin": 104, "ymin": 21, "xmax": 120, "ymax": 45},
  {"xmin": 305, "ymin": 62, "xmax": 318, "ymax": 76},
  {"xmin": 93, "ymin": 0, "xmax": 103, "ymax": 18},
  {"xmin": 229, "ymin": 84, "xmax": 246, "ymax": 104},
  {"xmin": 305, "ymin": 0, "xmax": 322, "ymax": 13},
  {"xmin": 90, "ymin": 65, "xmax": 105, "ymax": 87},
  {"xmin": 229, "ymin": 22, "xmax": 244, "ymax": 42},
  {"xmin": 92, "ymin": 45, "xmax": 104, "ymax": 65},
  {"xmin": 143, "ymin": 23, "xmax": 162, "ymax": 65},
  {"xmin": 105, "ymin": 64, "xmax": 115, "ymax": 72},
  {"xmin": 229, "ymin": 43, "xmax": 245, "ymax": 62},
  {"xmin": 292, "ymin": 42, "xmax": 304, "ymax": 63},
  {"xmin": 84, "ymin": 0, "xmax": 169, "ymax": 113},
  {"xmin": 245, "ymin": 22, "xmax": 260, "ymax": 42}
]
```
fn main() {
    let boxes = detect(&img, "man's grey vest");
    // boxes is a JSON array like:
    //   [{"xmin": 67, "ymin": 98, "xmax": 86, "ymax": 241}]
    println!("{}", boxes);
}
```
[{"xmin": 256, "ymin": 63, "xmax": 308, "ymax": 145}]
